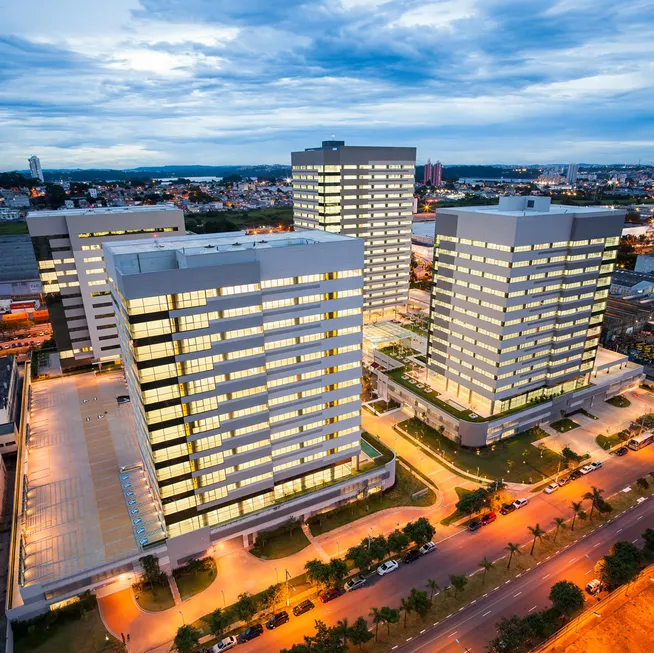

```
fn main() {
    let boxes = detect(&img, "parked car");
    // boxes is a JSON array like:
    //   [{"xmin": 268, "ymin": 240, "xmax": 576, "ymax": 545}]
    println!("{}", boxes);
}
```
[
  {"xmin": 513, "ymin": 498, "xmax": 529, "ymax": 509},
  {"xmin": 239, "ymin": 624, "xmax": 264, "ymax": 642},
  {"xmin": 377, "ymin": 560, "xmax": 399, "ymax": 576},
  {"xmin": 579, "ymin": 465, "xmax": 594, "ymax": 475},
  {"xmin": 589, "ymin": 461, "xmax": 603, "ymax": 471},
  {"xmin": 468, "ymin": 519, "xmax": 483, "ymax": 531},
  {"xmin": 569, "ymin": 470, "xmax": 583, "ymax": 480},
  {"xmin": 616, "ymin": 447, "xmax": 629, "ymax": 456},
  {"xmin": 500, "ymin": 503, "xmax": 516, "ymax": 515},
  {"xmin": 544, "ymin": 482, "xmax": 559, "ymax": 494},
  {"xmin": 481, "ymin": 512, "xmax": 497, "ymax": 525},
  {"xmin": 293, "ymin": 600, "xmax": 315, "ymax": 616},
  {"xmin": 557, "ymin": 476, "xmax": 570, "ymax": 486},
  {"xmin": 344, "ymin": 575, "xmax": 366, "ymax": 592},
  {"xmin": 320, "ymin": 588, "xmax": 341, "ymax": 603},
  {"xmin": 212, "ymin": 636, "xmax": 238, "ymax": 652},
  {"xmin": 266, "ymin": 612, "xmax": 289, "ymax": 630},
  {"xmin": 585, "ymin": 579, "xmax": 601, "ymax": 595},
  {"xmin": 419, "ymin": 541, "xmax": 437, "ymax": 555},
  {"xmin": 403, "ymin": 549, "xmax": 422, "ymax": 564}
]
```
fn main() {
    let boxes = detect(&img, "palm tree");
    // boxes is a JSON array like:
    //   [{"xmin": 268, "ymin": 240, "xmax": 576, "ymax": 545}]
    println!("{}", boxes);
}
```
[
  {"xmin": 570, "ymin": 501, "xmax": 584, "ymax": 532},
  {"xmin": 583, "ymin": 486, "xmax": 605, "ymax": 521},
  {"xmin": 552, "ymin": 517, "xmax": 567, "ymax": 543},
  {"xmin": 479, "ymin": 555, "xmax": 494, "ymax": 584},
  {"xmin": 527, "ymin": 524, "xmax": 546, "ymax": 555},
  {"xmin": 380, "ymin": 606, "xmax": 400, "ymax": 636},
  {"xmin": 336, "ymin": 618, "xmax": 350, "ymax": 648},
  {"xmin": 426, "ymin": 578, "xmax": 439, "ymax": 605},
  {"xmin": 401, "ymin": 597, "xmax": 413, "ymax": 628},
  {"xmin": 505, "ymin": 542, "xmax": 520, "ymax": 569},
  {"xmin": 369, "ymin": 607, "xmax": 384, "ymax": 642}
]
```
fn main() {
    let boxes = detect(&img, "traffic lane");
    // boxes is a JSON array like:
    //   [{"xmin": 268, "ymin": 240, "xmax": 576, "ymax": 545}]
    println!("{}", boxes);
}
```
[{"xmin": 403, "ymin": 497, "xmax": 654, "ymax": 652}]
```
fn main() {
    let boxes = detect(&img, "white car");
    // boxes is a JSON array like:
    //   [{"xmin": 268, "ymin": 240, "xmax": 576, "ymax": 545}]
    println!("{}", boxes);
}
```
[
  {"xmin": 544, "ymin": 483, "xmax": 559, "ymax": 494},
  {"xmin": 377, "ymin": 560, "xmax": 399, "ymax": 576},
  {"xmin": 580, "ymin": 465, "xmax": 594, "ymax": 475},
  {"xmin": 589, "ymin": 461, "xmax": 603, "ymax": 471},
  {"xmin": 513, "ymin": 498, "xmax": 529, "ymax": 509},
  {"xmin": 213, "ymin": 636, "xmax": 238, "ymax": 652},
  {"xmin": 419, "ymin": 541, "xmax": 437, "ymax": 555}
]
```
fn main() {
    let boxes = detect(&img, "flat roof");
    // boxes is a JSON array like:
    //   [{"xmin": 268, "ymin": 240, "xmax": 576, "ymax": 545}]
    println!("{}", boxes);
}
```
[
  {"xmin": 449, "ymin": 204, "xmax": 620, "ymax": 218},
  {"xmin": 22, "ymin": 371, "xmax": 144, "ymax": 587},
  {"xmin": 27, "ymin": 204, "xmax": 179, "ymax": 219}
]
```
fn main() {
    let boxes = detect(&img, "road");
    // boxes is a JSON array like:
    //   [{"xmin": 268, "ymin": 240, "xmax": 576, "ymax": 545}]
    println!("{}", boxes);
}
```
[
  {"xmin": 230, "ymin": 444, "xmax": 654, "ymax": 653},
  {"xmin": 0, "ymin": 324, "xmax": 51, "ymax": 353}
]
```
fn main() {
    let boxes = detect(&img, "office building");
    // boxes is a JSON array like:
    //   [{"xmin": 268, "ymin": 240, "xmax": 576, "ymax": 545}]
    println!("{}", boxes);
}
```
[
  {"xmin": 0, "ymin": 356, "xmax": 19, "ymax": 452},
  {"xmin": 566, "ymin": 163, "xmax": 579, "ymax": 184},
  {"xmin": 28, "ymin": 156, "xmax": 44, "ymax": 183},
  {"xmin": 104, "ymin": 230, "xmax": 392, "ymax": 550},
  {"xmin": 424, "ymin": 159, "xmax": 442, "ymax": 186},
  {"xmin": 292, "ymin": 141, "xmax": 416, "ymax": 322},
  {"xmin": 373, "ymin": 197, "xmax": 644, "ymax": 446},
  {"xmin": 27, "ymin": 206, "xmax": 185, "ymax": 369}
]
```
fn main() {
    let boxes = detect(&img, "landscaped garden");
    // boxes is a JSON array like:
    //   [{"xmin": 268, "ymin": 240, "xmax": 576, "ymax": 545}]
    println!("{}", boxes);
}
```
[
  {"xmin": 173, "ymin": 557, "xmax": 217, "ymax": 600},
  {"xmin": 550, "ymin": 417, "xmax": 581, "ymax": 433},
  {"xmin": 249, "ymin": 518, "xmax": 311, "ymax": 560},
  {"xmin": 596, "ymin": 429, "xmax": 631, "ymax": 450},
  {"xmin": 368, "ymin": 399, "xmax": 401, "ymax": 415},
  {"xmin": 134, "ymin": 583, "xmax": 175, "ymax": 612},
  {"xmin": 398, "ymin": 418, "xmax": 563, "ymax": 483},
  {"xmin": 607, "ymin": 395, "xmax": 631, "ymax": 408},
  {"xmin": 439, "ymin": 487, "xmax": 473, "ymax": 526}
]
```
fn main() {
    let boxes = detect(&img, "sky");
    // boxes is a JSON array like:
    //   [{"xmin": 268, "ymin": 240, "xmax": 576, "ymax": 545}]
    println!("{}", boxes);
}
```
[{"xmin": 1, "ymin": 0, "xmax": 653, "ymax": 170}]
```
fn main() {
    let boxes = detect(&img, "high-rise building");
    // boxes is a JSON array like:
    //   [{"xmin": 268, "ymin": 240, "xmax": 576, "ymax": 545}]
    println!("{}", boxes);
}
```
[
  {"xmin": 104, "ymin": 230, "xmax": 379, "ymax": 542},
  {"xmin": 27, "ymin": 206, "xmax": 185, "ymax": 369},
  {"xmin": 566, "ymin": 163, "xmax": 579, "ymax": 184},
  {"xmin": 424, "ymin": 159, "xmax": 442, "ymax": 186},
  {"xmin": 292, "ymin": 141, "xmax": 416, "ymax": 321},
  {"xmin": 28, "ymin": 155, "xmax": 44, "ymax": 183},
  {"xmin": 427, "ymin": 196, "xmax": 620, "ymax": 416}
]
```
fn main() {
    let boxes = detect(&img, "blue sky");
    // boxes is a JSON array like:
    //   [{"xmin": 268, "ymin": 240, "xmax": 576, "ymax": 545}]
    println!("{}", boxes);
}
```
[{"xmin": 1, "ymin": 0, "xmax": 653, "ymax": 169}]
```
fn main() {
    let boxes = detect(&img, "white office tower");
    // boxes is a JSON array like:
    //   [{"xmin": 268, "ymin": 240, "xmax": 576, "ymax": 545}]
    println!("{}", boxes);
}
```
[
  {"xmin": 104, "ymin": 231, "xmax": 367, "ymax": 542},
  {"xmin": 427, "ymin": 196, "xmax": 621, "ymax": 416},
  {"xmin": 28, "ymin": 155, "xmax": 44, "ymax": 183},
  {"xmin": 27, "ymin": 206, "xmax": 185, "ymax": 369},
  {"xmin": 292, "ymin": 141, "xmax": 416, "ymax": 322},
  {"xmin": 566, "ymin": 163, "xmax": 579, "ymax": 184}
]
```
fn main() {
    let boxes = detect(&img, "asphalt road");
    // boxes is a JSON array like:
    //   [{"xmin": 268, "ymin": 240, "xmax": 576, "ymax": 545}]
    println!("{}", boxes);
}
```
[{"xmin": 235, "ymin": 445, "xmax": 654, "ymax": 653}]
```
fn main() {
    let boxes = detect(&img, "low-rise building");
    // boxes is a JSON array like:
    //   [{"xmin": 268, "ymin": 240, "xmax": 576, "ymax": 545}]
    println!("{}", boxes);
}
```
[
  {"xmin": 610, "ymin": 269, "xmax": 654, "ymax": 296},
  {"xmin": 0, "ymin": 356, "xmax": 19, "ymax": 452}
]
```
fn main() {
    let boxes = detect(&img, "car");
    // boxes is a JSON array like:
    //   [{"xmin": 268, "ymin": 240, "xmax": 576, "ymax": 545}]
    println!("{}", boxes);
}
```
[
  {"xmin": 212, "ymin": 636, "xmax": 238, "ymax": 652},
  {"xmin": 468, "ymin": 519, "xmax": 482, "ymax": 531},
  {"xmin": 266, "ymin": 611, "xmax": 289, "ymax": 630},
  {"xmin": 377, "ymin": 560, "xmax": 399, "ymax": 576},
  {"xmin": 293, "ymin": 600, "xmax": 315, "ymax": 616},
  {"xmin": 403, "ymin": 549, "xmax": 422, "ymax": 564},
  {"xmin": 419, "ymin": 541, "xmax": 436, "ymax": 555},
  {"xmin": 239, "ymin": 624, "xmax": 263, "ymax": 642},
  {"xmin": 513, "ymin": 498, "xmax": 529, "ymax": 509},
  {"xmin": 481, "ymin": 511, "xmax": 497, "ymax": 525},
  {"xmin": 585, "ymin": 579, "xmax": 601, "ymax": 595},
  {"xmin": 569, "ymin": 470, "xmax": 583, "ymax": 480},
  {"xmin": 544, "ymin": 482, "xmax": 559, "ymax": 494},
  {"xmin": 320, "ymin": 588, "xmax": 341, "ymax": 603},
  {"xmin": 579, "ymin": 465, "xmax": 594, "ymax": 475},
  {"xmin": 500, "ymin": 503, "xmax": 516, "ymax": 515},
  {"xmin": 344, "ymin": 575, "xmax": 367, "ymax": 592},
  {"xmin": 2, "ymin": 345, "xmax": 8, "ymax": 350},
  {"xmin": 38, "ymin": 332, "xmax": 44, "ymax": 336},
  {"xmin": 616, "ymin": 447, "xmax": 629, "ymax": 456},
  {"xmin": 589, "ymin": 461, "xmax": 603, "ymax": 471},
  {"xmin": 557, "ymin": 476, "xmax": 570, "ymax": 486}
]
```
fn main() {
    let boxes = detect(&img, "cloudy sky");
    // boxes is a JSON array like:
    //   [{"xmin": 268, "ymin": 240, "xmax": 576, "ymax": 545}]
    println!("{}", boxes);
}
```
[{"xmin": 1, "ymin": 0, "xmax": 653, "ymax": 170}]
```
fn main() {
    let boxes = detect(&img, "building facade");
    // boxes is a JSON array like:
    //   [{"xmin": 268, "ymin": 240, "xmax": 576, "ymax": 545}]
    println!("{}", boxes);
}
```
[
  {"xmin": 424, "ymin": 160, "xmax": 442, "ymax": 186},
  {"xmin": 427, "ymin": 196, "xmax": 621, "ymax": 417},
  {"xmin": 28, "ymin": 156, "xmax": 44, "ymax": 183},
  {"xmin": 104, "ymin": 231, "xmax": 370, "ymax": 544},
  {"xmin": 566, "ymin": 163, "xmax": 579, "ymax": 184},
  {"xmin": 292, "ymin": 141, "xmax": 416, "ymax": 322},
  {"xmin": 27, "ymin": 206, "xmax": 185, "ymax": 369}
]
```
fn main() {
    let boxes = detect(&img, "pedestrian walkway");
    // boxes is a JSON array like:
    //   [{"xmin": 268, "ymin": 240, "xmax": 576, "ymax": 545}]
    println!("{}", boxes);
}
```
[
  {"xmin": 301, "ymin": 522, "xmax": 330, "ymax": 562},
  {"xmin": 169, "ymin": 575, "xmax": 182, "ymax": 606}
]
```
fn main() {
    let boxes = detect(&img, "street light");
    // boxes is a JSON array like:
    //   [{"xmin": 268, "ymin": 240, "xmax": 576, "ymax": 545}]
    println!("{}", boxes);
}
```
[
  {"xmin": 221, "ymin": 588, "xmax": 226, "ymax": 608},
  {"xmin": 178, "ymin": 609, "xmax": 184, "ymax": 625},
  {"xmin": 336, "ymin": 541, "xmax": 340, "ymax": 557},
  {"xmin": 275, "ymin": 567, "xmax": 279, "ymax": 584}
]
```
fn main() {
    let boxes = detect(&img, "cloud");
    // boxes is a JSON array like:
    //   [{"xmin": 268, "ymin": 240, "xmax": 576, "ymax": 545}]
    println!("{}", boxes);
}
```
[{"xmin": 392, "ymin": 0, "xmax": 478, "ymax": 29}]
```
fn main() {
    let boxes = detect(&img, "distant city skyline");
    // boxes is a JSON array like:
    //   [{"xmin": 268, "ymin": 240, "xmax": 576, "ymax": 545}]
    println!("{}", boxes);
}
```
[{"xmin": 2, "ymin": 0, "xmax": 653, "ymax": 169}]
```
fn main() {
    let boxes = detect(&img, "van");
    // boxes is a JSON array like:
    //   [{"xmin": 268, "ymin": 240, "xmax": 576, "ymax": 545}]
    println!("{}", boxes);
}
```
[{"xmin": 586, "ymin": 579, "xmax": 601, "ymax": 594}]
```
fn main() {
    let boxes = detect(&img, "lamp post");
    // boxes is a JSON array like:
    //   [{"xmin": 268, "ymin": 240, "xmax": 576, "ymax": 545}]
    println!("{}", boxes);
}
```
[
  {"xmin": 275, "ymin": 567, "xmax": 279, "ymax": 584},
  {"xmin": 335, "ymin": 541, "xmax": 340, "ymax": 557},
  {"xmin": 178, "ymin": 609, "xmax": 184, "ymax": 625},
  {"xmin": 221, "ymin": 588, "xmax": 226, "ymax": 608}
]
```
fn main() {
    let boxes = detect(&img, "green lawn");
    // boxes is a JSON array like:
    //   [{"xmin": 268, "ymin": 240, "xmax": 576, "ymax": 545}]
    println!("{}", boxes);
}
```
[
  {"xmin": 399, "ymin": 418, "xmax": 563, "ymax": 483},
  {"xmin": 307, "ymin": 463, "xmax": 436, "ymax": 537},
  {"xmin": 596, "ymin": 430, "xmax": 630, "ymax": 450},
  {"xmin": 249, "ymin": 524, "xmax": 311, "ymax": 560},
  {"xmin": 174, "ymin": 559, "xmax": 217, "ymax": 600},
  {"xmin": 550, "ymin": 418, "xmax": 581, "ymax": 433},
  {"xmin": 0, "ymin": 222, "xmax": 28, "ymax": 235},
  {"xmin": 133, "ymin": 583, "xmax": 175, "ymax": 612},
  {"xmin": 606, "ymin": 395, "xmax": 631, "ymax": 408},
  {"xmin": 440, "ymin": 487, "xmax": 473, "ymax": 526},
  {"xmin": 15, "ymin": 608, "xmax": 121, "ymax": 653},
  {"xmin": 369, "ymin": 399, "xmax": 400, "ymax": 414}
]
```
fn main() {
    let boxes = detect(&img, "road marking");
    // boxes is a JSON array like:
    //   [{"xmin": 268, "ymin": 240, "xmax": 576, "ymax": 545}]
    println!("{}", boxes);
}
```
[
  {"xmin": 471, "ymin": 600, "xmax": 476, "ymax": 604},
  {"xmin": 482, "ymin": 610, "xmax": 491, "ymax": 617},
  {"xmin": 593, "ymin": 542, "xmax": 601, "ymax": 548},
  {"xmin": 391, "ymin": 647, "xmax": 398, "ymax": 650},
  {"xmin": 570, "ymin": 557, "xmax": 577, "ymax": 563},
  {"xmin": 637, "ymin": 515, "xmax": 644, "ymax": 520},
  {"xmin": 542, "ymin": 574, "xmax": 551, "ymax": 580},
  {"xmin": 633, "ymin": 539, "xmax": 639, "ymax": 544},
  {"xmin": 528, "ymin": 606, "xmax": 537, "ymax": 612},
  {"xmin": 585, "ymin": 569, "xmax": 593, "ymax": 575},
  {"xmin": 433, "ymin": 622, "xmax": 439, "ymax": 626},
  {"xmin": 406, "ymin": 638, "xmax": 412, "ymax": 642},
  {"xmin": 483, "ymin": 594, "xmax": 488, "ymax": 598},
  {"xmin": 514, "ymin": 592, "xmax": 522, "ymax": 598},
  {"xmin": 616, "ymin": 528, "xmax": 623, "ymax": 533},
  {"xmin": 505, "ymin": 580, "xmax": 511, "ymax": 584},
  {"xmin": 420, "ymin": 629, "xmax": 426, "ymax": 634},
  {"xmin": 493, "ymin": 586, "xmax": 500, "ymax": 591},
  {"xmin": 446, "ymin": 614, "xmax": 452, "ymax": 618},
  {"xmin": 448, "ymin": 631, "xmax": 458, "ymax": 638},
  {"xmin": 459, "ymin": 607, "xmax": 465, "ymax": 612}
]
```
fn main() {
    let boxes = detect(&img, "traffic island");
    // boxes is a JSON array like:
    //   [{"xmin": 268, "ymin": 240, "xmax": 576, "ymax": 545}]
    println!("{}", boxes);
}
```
[
  {"xmin": 173, "ymin": 557, "xmax": 217, "ymax": 601},
  {"xmin": 249, "ymin": 521, "xmax": 311, "ymax": 560},
  {"xmin": 132, "ymin": 583, "xmax": 175, "ymax": 612},
  {"xmin": 606, "ymin": 395, "xmax": 631, "ymax": 408}
]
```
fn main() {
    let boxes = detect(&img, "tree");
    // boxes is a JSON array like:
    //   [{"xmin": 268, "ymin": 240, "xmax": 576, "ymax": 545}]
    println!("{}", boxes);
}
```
[
  {"xmin": 387, "ymin": 529, "xmax": 410, "ymax": 556},
  {"xmin": 527, "ymin": 524, "xmax": 546, "ymax": 556},
  {"xmin": 174, "ymin": 625, "xmax": 200, "ymax": 653},
  {"xmin": 583, "ymin": 486, "xmax": 605, "ymax": 521},
  {"xmin": 368, "ymin": 536, "xmax": 388, "ymax": 564},
  {"xmin": 455, "ymin": 488, "xmax": 489, "ymax": 516},
  {"xmin": 260, "ymin": 584, "xmax": 284, "ymax": 613},
  {"xmin": 549, "ymin": 580, "xmax": 584, "ymax": 617},
  {"xmin": 488, "ymin": 615, "xmax": 533, "ymax": 653},
  {"xmin": 636, "ymin": 477, "xmax": 650, "ymax": 490},
  {"xmin": 552, "ymin": 517, "xmax": 567, "ymax": 543},
  {"xmin": 328, "ymin": 559, "xmax": 348, "ymax": 588},
  {"xmin": 403, "ymin": 517, "xmax": 435, "ymax": 546},
  {"xmin": 642, "ymin": 528, "xmax": 654, "ymax": 554},
  {"xmin": 426, "ymin": 578, "xmax": 439, "ymax": 604},
  {"xmin": 400, "ymin": 597, "xmax": 412, "ymax": 628},
  {"xmin": 346, "ymin": 545, "xmax": 372, "ymax": 572},
  {"xmin": 281, "ymin": 620, "xmax": 347, "ymax": 653},
  {"xmin": 449, "ymin": 574, "xmax": 468, "ymax": 598},
  {"xmin": 570, "ymin": 501, "xmax": 585, "ymax": 532},
  {"xmin": 335, "ymin": 618, "xmax": 350, "ymax": 648},
  {"xmin": 233, "ymin": 592, "xmax": 257, "ymax": 624},
  {"xmin": 139, "ymin": 554, "xmax": 166, "ymax": 589},
  {"xmin": 479, "ymin": 555, "xmax": 494, "ymax": 584},
  {"xmin": 380, "ymin": 606, "xmax": 400, "ymax": 636},
  {"xmin": 408, "ymin": 588, "xmax": 430, "ymax": 619},
  {"xmin": 505, "ymin": 542, "xmax": 521, "ymax": 569},
  {"xmin": 206, "ymin": 608, "xmax": 230, "ymax": 639},
  {"xmin": 349, "ymin": 616, "xmax": 373, "ymax": 650},
  {"xmin": 369, "ymin": 607, "xmax": 384, "ymax": 642},
  {"xmin": 44, "ymin": 183, "xmax": 68, "ymax": 209},
  {"xmin": 305, "ymin": 559, "xmax": 331, "ymax": 589},
  {"xmin": 596, "ymin": 541, "xmax": 642, "ymax": 589}
]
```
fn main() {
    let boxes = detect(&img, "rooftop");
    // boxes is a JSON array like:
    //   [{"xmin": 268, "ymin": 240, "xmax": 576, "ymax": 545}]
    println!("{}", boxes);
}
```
[
  {"xmin": 444, "ymin": 196, "xmax": 623, "ymax": 218},
  {"xmin": 20, "ymin": 371, "xmax": 157, "ymax": 589},
  {"xmin": 26, "ymin": 204, "xmax": 179, "ymax": 219},
  {"xmin": 0, "ymin": 356, "xmax": 14, "ymax": 408},
  {"xmin": 611, "ymin": 269, "xmax": 654, "ymax": 287}
]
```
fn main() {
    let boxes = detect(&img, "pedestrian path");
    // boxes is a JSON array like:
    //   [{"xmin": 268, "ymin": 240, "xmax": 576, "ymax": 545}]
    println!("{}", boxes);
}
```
[
  {"xmin": 301, "ymin": 522, "xmax": 330, "ymax": 562},
  {"xmin": 169, "ymin": 574, "xmax": 182, "ymax": 606}
]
